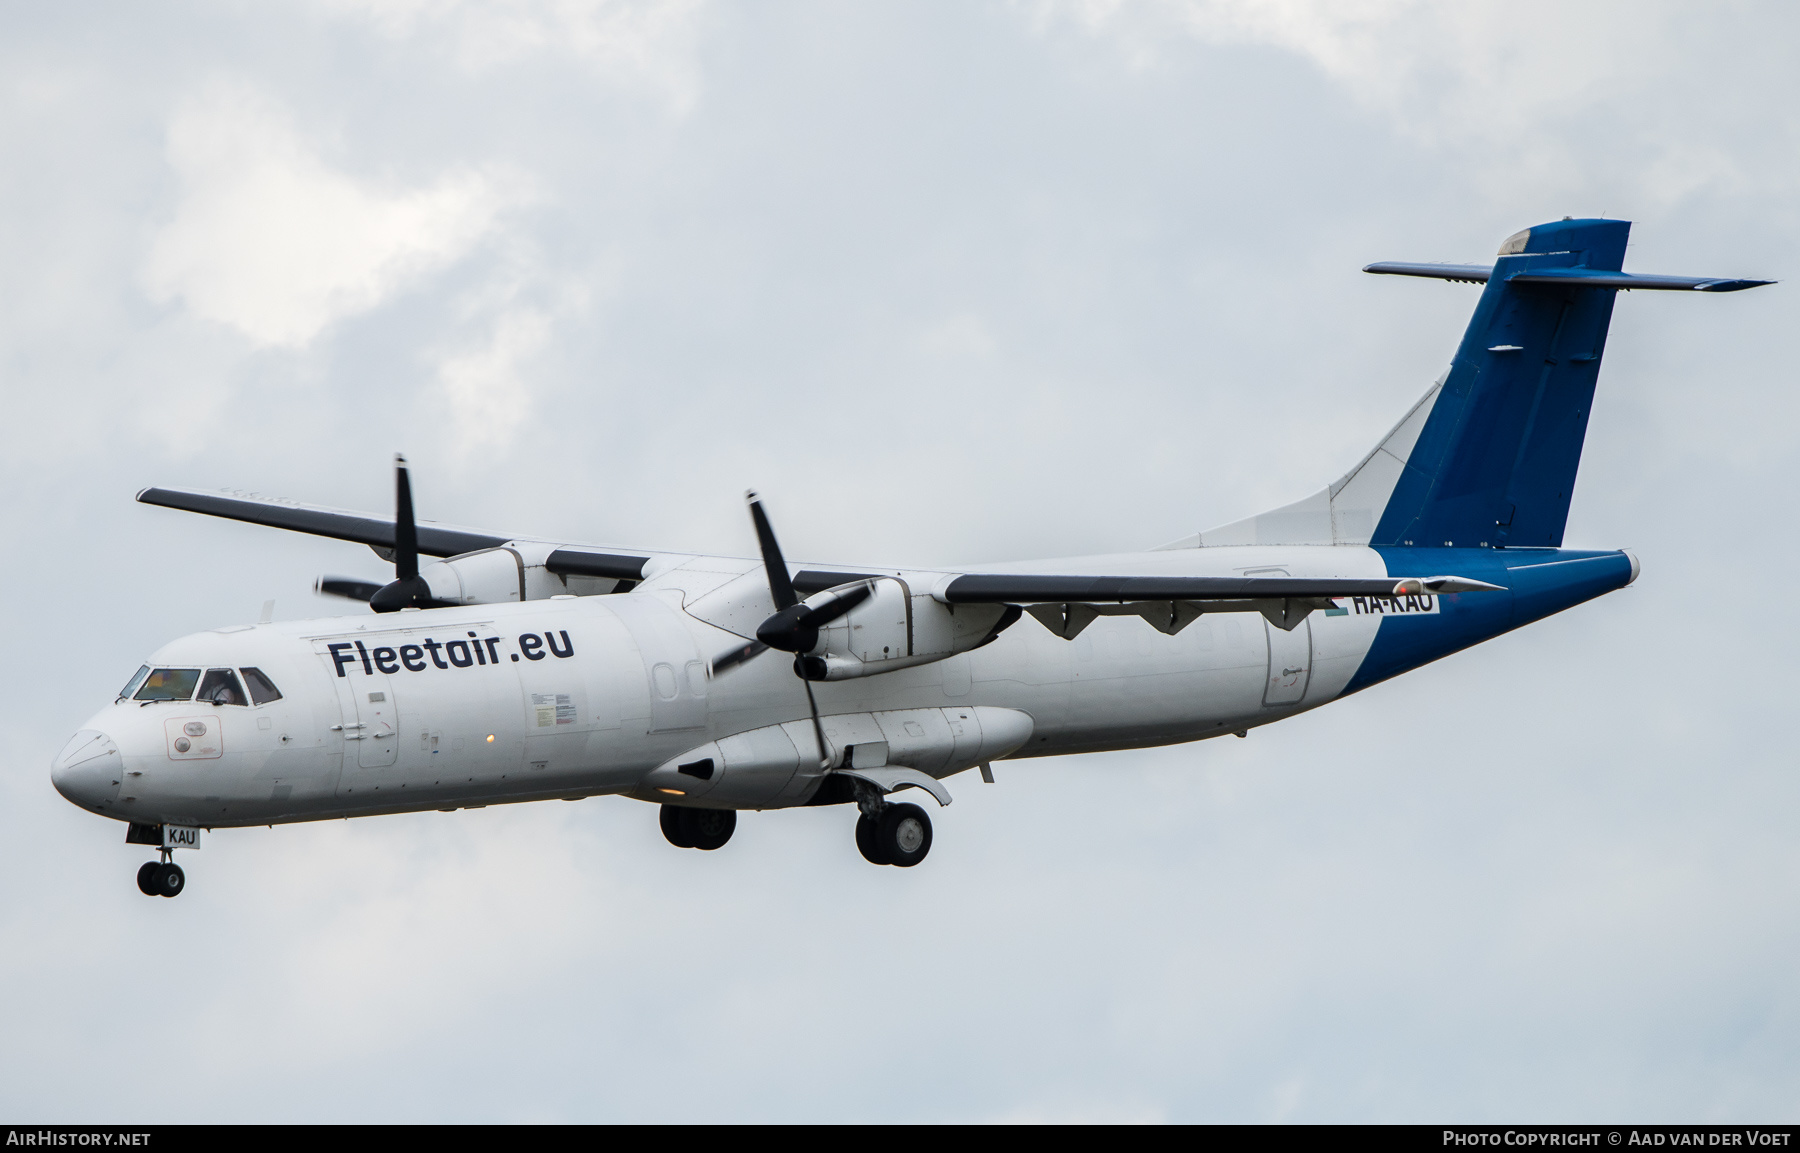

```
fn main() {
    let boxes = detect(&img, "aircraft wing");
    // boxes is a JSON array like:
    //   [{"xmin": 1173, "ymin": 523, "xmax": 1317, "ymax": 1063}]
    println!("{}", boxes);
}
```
[
  {"xmin": 933, "ymin": 573, "xmax": 1503, "ymax": 603},
  {"xmin": 137, "ymin": 487, "xmax": 1504, "ymax": 606},
  {"xmin": 136, "ymin": 486, "xmax": 655, "ymax": 578}
]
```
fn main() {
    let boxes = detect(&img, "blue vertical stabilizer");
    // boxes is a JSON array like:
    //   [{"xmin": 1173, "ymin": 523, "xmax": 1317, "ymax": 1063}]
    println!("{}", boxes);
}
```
[
  {"xmin": 1371, "ymin": 218, "xmax": 1630, "ymax": 549},
  {"xmin": 1181, "ymin": 218, "xmax": 1768, "ymax": 554}
]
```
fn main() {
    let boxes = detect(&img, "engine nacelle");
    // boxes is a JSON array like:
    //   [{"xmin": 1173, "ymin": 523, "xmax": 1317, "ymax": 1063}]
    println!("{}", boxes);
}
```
[
  {"xmin": 413, "ymin": 542, "xmax": 633, "ymax": 606},
  {"xmin": 806, "ymin": 578, "xmax": 1012, "ymax": 680},
  {"xmin": 684, "ymin": 572, "xmax": 1017, "ymax": 681}
]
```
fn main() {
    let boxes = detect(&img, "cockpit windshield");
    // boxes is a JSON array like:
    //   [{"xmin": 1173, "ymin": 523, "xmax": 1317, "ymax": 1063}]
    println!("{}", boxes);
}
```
[
  {"xmin": 241, "ymin": 667, "xmax": 282, "ymax": 704},
  {"xmin": 120, "ymin": 665, "xmax": 151, "ymax": 700},
  {"xmin": 133, "ymin": 668, "xmax": 201, "ymax": 701},
  {"xmin": 197, "ymin": 668, "xmax": 248, "ymax": 707}
]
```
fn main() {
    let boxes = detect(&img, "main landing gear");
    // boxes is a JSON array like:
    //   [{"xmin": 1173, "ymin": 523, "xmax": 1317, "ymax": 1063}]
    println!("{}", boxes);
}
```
[
  {"xmin": 855, "ymin": 800, "xmax": 932, "ymax": 868},
  {"xmin": 659, "ymin": 804, "xmax": 737, "ymax": 851},
  {"xmin": 136, "ymin": 853, "xmax": 185, "ymax": 898}
]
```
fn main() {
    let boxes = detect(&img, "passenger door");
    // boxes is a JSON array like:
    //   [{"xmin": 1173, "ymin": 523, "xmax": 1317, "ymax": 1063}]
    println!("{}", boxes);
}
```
[{"xmin": 314, "ymin": 641, "xmax": 400, "ymax": 781}]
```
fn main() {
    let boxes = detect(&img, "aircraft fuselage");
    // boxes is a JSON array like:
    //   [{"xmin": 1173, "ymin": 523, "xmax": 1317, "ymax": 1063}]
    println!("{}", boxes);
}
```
[{"xmin": 51, "ymin": 543, "xmax": 1634, "ymax": 831}]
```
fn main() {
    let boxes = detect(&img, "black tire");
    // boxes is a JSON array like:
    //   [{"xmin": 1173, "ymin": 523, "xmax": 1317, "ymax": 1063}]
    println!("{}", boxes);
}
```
[
  {"xmin": 136, "ymin": 862, "xmax": 160, "ymax": 896},
  {"xmin": 687, "ymin": 808, "xmax": 736, "ymax": 852},
  {"xmin": 877, "ymin": 803, "xmax": 932, "ymax": 868},
  {"xmin": 659, "ymin": 804, "xmax": 696, "ymax": 848},
  {"xmin": 154, "ymin": 862, "xmax": 185, "ymax": 897},
  {"xmin": 855, "ymin": 814, "xmax": 889, "ymax": 865}
]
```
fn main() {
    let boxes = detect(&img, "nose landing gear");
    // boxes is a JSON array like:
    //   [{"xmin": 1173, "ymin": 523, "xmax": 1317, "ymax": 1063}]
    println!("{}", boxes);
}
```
[
  {"xmin": 135, "ymin": 853, "xmax": 185, "ymax": 898},
  {"xmin": 658, "ymin": 804, "xmax": 737, "ymax": 851}
]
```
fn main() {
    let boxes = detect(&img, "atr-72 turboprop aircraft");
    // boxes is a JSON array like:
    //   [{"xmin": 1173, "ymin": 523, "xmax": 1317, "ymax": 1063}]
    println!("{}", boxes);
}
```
[{"xmin": 51, "ymin": 218, "xmax": 1771, "ymax": 897}]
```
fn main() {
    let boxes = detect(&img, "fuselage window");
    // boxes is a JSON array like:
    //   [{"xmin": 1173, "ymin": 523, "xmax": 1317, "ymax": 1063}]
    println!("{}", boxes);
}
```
[
  {"xmin": 197, "ymin": 668, "xmax": 248, "ymax": 707},
  {"xmin": 119, "ymin": 665, "xmax": 151, "ymax": 700},
  {"xmin": 134, "ymin": 668, "xmax": 201, "ymax": 701},
  {"xmin": 240, "ymin": 667, "xmax": 283, "ymax": 705}
]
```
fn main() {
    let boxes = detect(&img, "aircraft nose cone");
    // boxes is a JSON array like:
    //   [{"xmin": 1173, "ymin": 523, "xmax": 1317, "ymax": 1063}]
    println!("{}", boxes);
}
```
[{"xmin": 51, "ymin": 730, "xmax": 124, "ymax": 813}]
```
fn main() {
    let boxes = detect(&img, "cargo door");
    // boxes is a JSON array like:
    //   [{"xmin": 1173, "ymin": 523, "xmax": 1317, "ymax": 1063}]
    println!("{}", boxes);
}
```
[{"xmin": 1262, "ymin": 617, "xmax": 1313, "ymax": 706}]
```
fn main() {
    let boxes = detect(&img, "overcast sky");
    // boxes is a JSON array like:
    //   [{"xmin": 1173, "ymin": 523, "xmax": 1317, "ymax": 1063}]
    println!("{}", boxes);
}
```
[{"xmin": 3, "ymin": 0, "xmax": 1797, "ymax": 1123}]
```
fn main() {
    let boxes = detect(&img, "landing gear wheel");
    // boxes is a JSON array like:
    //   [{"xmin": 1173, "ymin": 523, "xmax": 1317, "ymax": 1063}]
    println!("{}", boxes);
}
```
[
  {"xmin": 687, "ymin": 809, "xmax": 736, "ymax": 851},
  {"xmin": 139, "ymin": 862, "xmax": 185, "ymax": 897},
  {"xmin": 876, "ymin": 802, "xmax": 932, "ymax": 868},
  {"xmin": 659, "ymin": 804, "xmax": 696, "ymax": 849},
  {"xmin": 855, "ymin": 815, "xmax": 889, "ymax": 865}
]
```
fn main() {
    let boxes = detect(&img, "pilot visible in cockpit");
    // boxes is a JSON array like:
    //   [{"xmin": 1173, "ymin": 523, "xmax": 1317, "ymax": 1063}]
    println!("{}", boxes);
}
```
[{"xmin": 196, "ymin": 668, "xmax": 248, "ymax": 707}]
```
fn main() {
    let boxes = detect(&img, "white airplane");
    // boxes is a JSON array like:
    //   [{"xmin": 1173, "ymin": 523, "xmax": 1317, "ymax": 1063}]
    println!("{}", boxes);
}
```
[{"xmin": 52, "ymin": 218, "xmax": 1771, "ymax": 897}]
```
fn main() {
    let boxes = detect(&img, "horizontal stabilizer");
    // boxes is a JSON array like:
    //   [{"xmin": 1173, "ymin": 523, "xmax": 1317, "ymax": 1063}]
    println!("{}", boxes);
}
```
[
  {"xmin": 1365, "ymin": 262, "xmax": 1774, "ymax": 293},
  {"xmin": 1506, "ymin": 268, "xmax": 1775, "ymax": 292},
  {"xmin": 1363, "ymin": 262, "xmax": 1493, "ymax": 284}
]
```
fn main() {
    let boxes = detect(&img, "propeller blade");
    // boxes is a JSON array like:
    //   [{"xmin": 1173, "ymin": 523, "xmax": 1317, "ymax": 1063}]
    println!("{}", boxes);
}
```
[
  {"xmin": 797, "ymin": 666, "xmax": 830, "ymax": 770},
  {"xmin": 708, "ymin": 639, "xmax": 768, "ymax": 677},
  {"xmin": 746, "ymin": 490, "xmax": 797, "ymax": 610},
  {"xmin": 795, "ymin": 581, "xmax": 872, "ymax": 628},
  {"xmin": 367, "ymin": 454, "xmax": 462, "ymax": 612},
  {"xmin": 316, "ymin": 576, "xmax": 383, "ymax": 602},
  {"xmin": 394, "ymin": 453, "xmax": 419, "ymax": 583},
  {"xmin": 739, "ymin": 491, "xmax": 832, "ymax": 767},
  {"xmin": 754, "ymin": 582, "xmax": 874, "ymax": 653}
]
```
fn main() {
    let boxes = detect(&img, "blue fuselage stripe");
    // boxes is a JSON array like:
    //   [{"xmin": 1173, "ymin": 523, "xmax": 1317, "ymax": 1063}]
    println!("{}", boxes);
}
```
[{"xmin": 1342, "ymin": 547, "xmax": 1633, "ymax": 695}]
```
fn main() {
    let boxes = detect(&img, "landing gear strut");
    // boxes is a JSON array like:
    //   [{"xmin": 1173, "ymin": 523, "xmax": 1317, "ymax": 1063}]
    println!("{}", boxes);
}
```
[
  {"xmin": 854, "ymin": 792, "xmax": 932, "ymax": 868},
  {"xmin": 136, "ymin": 852, "xmax": 185, "ymax": 898},
  {"xmin": 659, "ymin": 804, "xmax": 736, "ymax": 851}
]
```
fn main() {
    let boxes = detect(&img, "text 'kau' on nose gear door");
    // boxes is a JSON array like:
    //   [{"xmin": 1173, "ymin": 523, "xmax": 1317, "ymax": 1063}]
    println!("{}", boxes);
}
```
[
  {"xmin": 314, "ymin": 639, "xmax": 400, "ymax": 769},
  {"xmin": 1262, "ymin": 617, "xmax": 1313, "ymax": 706}
]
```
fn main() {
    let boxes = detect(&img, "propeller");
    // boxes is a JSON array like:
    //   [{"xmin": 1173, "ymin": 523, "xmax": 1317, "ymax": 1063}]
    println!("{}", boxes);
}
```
[
  {"xmin": 314, "ymin": 455, "xmax": 457, "ymax": 612},
  {"xmin": 315, "ymin": 577, "xmax": 384, "ymax": 602},
  {"xmin": 710, "ymin": 491, "xmax": 874, "ymax": 769}
]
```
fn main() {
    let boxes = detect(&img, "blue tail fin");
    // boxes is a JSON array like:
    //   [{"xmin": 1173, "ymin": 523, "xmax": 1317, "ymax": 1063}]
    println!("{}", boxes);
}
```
[
  {"xmin": 1181, "ymin": 219, "xmax": 1771, "ymax": 551},
  {"xmin": 1373, "ymin": 217, "xmax": 1630, "ymax": 548}
]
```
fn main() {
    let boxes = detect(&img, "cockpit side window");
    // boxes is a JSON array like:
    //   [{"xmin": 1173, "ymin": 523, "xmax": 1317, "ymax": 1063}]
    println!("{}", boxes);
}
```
[
  {"xmin": 240, "ymin": 667, "xmax": 283, "ymax": 705},
  {"xmin": 134, "ymin": 668, "xmax": 201, "ymax": 701},
  {"xmin": 197, "ymin": 668, "xmax": 248, "ymax": 707},
  {"xmin": 120, "ymin": 665, "xmax": 151, "ymax": 700}
]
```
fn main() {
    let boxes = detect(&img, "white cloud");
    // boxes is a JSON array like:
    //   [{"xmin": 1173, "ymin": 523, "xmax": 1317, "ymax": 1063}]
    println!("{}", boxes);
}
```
[
  {"xmin": 436, "ymin": 304, "xmax": 553, "ymax": 459},
  {"xmin": 320, "ymin": 0, "xmax": 707, "ymax": 110},
  {"xmin": 1022, "ymin": 1, "xmax": 1789, "ymax": 206},
  {"xmin": 918, "ymin": 312, "xmax": 998, "ymax": 359},
  {"xmin": 142, "ymin": 80, "xmax": 520, "ymax": 348}
]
